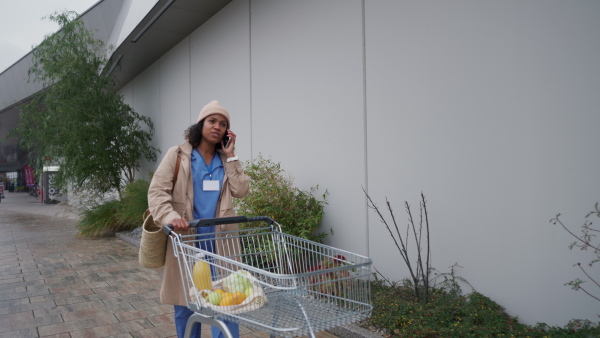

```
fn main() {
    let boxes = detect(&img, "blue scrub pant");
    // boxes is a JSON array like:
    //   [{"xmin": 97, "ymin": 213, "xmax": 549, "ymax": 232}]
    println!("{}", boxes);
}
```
[{"xmin": 173, "ymin": 225, "xmax": 239, "ymax": 338}]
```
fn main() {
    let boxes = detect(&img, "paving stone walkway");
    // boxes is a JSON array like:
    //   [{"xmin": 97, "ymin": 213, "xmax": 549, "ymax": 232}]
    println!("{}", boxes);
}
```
[{"xmin": 0, "ymin": 193, "xmax": 339, "ymax": 338}]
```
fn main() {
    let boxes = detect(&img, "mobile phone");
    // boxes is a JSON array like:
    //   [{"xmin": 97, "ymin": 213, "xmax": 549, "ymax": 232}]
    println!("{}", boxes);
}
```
[{"xmin": 223, "ymin": 135, "xmax": 231, "ymax": 148}]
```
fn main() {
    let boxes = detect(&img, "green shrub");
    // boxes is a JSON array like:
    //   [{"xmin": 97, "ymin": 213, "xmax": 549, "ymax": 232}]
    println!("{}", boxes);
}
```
[
  {"xmin": 367, "ymin": 278, "xmax": 600, "ymax": 337},
  {"xmin": 76, "ymin": 199, "xmax": 123, "ymax": 237},
  {"xmin": 77, "ymin": 178, "xmax": 150, "ymax": 237},
  {"xmin": 115, "ymin": 178, "xmax": 150, "ymax": 226},
  {"xmin": 234, "ymin": 155, "xmax": 328, "ymax": 242}
]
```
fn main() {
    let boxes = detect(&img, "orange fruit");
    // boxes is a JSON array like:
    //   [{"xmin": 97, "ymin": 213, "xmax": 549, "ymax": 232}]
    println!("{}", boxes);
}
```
[
  {"xmin": 219, "ymin": 292, "xmax": 236, "ymax": 306},
  {"xmin": 232, "ymin": 292, "xmax": 246, "ymax": 304},
  {"xmin": 214, "ymin": 289, "xmax": 225, "ymax": 295},
  {"xmin": 219, "ymin": 291, "xmax": 246, "ymax": 306}
]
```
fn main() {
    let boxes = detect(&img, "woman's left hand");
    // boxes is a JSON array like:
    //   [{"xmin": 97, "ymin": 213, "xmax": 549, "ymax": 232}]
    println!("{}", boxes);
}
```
[{"xmin": 223, "ymin": 130, "xmax": 236, "ymax": 157}]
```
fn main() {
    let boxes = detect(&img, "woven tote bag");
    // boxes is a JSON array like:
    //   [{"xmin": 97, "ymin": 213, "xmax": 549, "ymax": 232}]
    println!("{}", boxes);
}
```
[
  {"xmin": 138, "ymin": 211, "xmax": 168, "ymax": 268},
  {"xmin": 138, "ymin": 154, "xmax": 181, "ymax": 268}
]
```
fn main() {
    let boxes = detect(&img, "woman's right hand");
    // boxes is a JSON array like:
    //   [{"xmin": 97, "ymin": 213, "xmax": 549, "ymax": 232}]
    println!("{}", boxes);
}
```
[{"xmin": 170, "ymin": 217, "xmax": 189, "ymax": 232}]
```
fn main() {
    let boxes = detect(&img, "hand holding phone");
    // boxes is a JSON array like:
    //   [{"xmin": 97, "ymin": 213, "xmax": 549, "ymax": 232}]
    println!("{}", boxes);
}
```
[
  {"xmin": 223, "ymin": 135, "xmax": 231, "ymax": 148},
  {"xmin": 222, "ymin": 132, "xmax": 232, "ymax": 149},
  {"xmin": 221, "ymin": 130, "xmax": 236, "ymax": 152}
]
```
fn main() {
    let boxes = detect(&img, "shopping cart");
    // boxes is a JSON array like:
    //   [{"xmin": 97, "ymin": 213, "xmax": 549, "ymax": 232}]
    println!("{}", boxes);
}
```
[{"xmin": 164, "ymin": 216, "xmax": 372, "ymax": 338}]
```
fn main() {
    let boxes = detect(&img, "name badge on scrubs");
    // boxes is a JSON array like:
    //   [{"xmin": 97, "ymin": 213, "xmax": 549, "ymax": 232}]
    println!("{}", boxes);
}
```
[{"xmin": 203, "ymin": 180, "xmax": 220, "ymax": 191}]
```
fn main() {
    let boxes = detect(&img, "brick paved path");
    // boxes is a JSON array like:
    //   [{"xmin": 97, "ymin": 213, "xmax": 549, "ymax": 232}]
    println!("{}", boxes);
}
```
[
  {"xmin": 0, "ymin": 211, "xmax": 177, "ymax": 337},
  {"xmin": 0, "ymin": 195, "xmax": 338, "ymax": 338}
]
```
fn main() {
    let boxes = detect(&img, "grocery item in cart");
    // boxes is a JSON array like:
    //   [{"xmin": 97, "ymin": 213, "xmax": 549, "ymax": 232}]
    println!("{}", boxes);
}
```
[
  {"xmin": 308, "ymin": 254, "xmax": 352, "ymax": 297},
  {"xmin": 189, "ymin": 270, "xmax": 268, "ymax": 315},
  {"xmin": 192, "ymin": 253, "xmax": 212, "ymax": 291}
]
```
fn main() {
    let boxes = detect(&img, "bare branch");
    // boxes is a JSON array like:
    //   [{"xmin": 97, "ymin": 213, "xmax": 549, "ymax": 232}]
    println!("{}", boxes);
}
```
[
  {"xmin": 552, "ymin": 215, "xmax": 600, "ymax": 252},
  {"xmin": 553, "ymin": 204, "xmax": 600, "ymax": 307},
  {"xmin": 364, "ymin": 188, "xmax": 412, "ymax": 271},
  {"xmin": 364, "ymin": 188, "xmax": 433, "ymax": 303},
  {"xmin": 577, "ymin": 285, "xmax": 600, "ymax": 303},
  {"xmin": 576, "ymin": 263, "xmax": 600, "ymax": 289}
]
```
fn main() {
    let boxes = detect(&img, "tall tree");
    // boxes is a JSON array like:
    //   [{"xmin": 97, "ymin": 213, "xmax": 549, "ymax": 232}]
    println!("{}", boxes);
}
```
[{"xmin": 11, "ymin": 11, "xmax": 158, "ymax": 199}]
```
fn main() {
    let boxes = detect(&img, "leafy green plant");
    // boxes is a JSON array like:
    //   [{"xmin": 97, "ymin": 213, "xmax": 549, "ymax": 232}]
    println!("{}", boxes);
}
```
[
  {"xmin": 431, "ymin": 263, "xmax": 475, "ymax": 299},
  {"xmin": 234, "ymin": 154, "xmax": 328, "ymax": 242},
  {"xmin": 367, "ymin": 278, "xmax": 600, "ymax": 337}
]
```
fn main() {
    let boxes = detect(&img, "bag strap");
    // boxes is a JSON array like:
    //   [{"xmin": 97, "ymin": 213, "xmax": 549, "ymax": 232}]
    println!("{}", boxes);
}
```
[
  {"xmin": 172, "ymin": 154, "xmax": 181, "ymax": 193},
  {"xmin": 144, "ymin": 154, "xmax": 182, "ymax": 221}
]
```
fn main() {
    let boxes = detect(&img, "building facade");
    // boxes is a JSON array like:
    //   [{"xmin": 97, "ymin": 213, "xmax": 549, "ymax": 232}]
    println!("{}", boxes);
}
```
[{"xmin": 2, "ymin": 0, "xmax": 599, "ymax": 326}]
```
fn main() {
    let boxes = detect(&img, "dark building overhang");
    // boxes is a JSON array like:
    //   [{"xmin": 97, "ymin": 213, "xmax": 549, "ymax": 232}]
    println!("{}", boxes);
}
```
[{"xmin": 104, "ymin": 0, "xmax": 232, "ymax": 90}]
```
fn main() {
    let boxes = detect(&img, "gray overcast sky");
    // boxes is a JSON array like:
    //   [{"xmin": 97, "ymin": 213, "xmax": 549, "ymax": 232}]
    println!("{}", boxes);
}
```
[{"xmin": 0, "ymin": 0, "xmax": 100, "ymax": 73}]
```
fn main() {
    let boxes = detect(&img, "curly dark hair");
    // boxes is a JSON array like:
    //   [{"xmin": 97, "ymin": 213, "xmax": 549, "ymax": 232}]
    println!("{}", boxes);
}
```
[{"xmin": 185, "ymin": 120, "xmax": 228, "ymax": 149}]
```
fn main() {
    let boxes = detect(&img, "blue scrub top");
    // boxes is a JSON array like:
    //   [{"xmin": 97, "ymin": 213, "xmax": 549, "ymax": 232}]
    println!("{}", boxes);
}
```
[{"xmin": 191, "ymin": 149, "xmax": 224, "ymax": 253}]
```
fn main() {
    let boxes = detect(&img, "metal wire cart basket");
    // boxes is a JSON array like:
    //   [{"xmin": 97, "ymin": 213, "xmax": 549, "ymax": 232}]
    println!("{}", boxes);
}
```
[{"xmin": 165, "ymin": 216, "xmax": 373, "ymax": 338}]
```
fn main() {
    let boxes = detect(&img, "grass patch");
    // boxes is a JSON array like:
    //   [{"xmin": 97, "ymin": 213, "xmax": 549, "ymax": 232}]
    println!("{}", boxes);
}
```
[
  {"xmin": 115, "ymin": 178, "xmax": 150, "ymax": 226},
  {"xmin": 76, "ymin": 179, "xmax": 150, "ymax": 237},
  {"xmin": 77, "ymin": 199, "xmax": 123, "ymax": 237}
]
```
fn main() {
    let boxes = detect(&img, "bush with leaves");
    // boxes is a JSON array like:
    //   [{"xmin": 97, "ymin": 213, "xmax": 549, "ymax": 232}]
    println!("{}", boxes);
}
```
[{"xmin": 234, "ymin": 155, "xmax": 328, "ymax": 242}]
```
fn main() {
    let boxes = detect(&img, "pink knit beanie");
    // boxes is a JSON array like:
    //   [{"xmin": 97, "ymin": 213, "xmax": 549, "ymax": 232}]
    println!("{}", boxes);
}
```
[{"xmin": 197, "ymin": 100, "xmax": 230, "ymax": 127}]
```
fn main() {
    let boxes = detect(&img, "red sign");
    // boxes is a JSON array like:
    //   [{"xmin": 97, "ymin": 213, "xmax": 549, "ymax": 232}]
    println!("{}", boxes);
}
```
[{"xmin": 24, "ymin": 166, "xmax": 35, "ymax": 187}]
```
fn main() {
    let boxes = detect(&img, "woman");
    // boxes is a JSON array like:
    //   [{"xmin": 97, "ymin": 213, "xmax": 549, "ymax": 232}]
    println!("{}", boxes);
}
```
[{"xmin": 148, "ymin": 100, "xmax": 250, "ymax": 338}]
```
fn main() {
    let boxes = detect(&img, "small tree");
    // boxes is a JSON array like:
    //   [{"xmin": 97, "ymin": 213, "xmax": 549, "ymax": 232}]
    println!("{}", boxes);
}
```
[
  {"xmin": 551, "ymin": 203, "xmax": 600, "ymax": 303},
  {"xmin": 365, "ymin": 190, "xmax": 432, "ymax": 303},
  {"xmin": 9, "ymin": 11, "xmax": 158, "ymax": 199}
]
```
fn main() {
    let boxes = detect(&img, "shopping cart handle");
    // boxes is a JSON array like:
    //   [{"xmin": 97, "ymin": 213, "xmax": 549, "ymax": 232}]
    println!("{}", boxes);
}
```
[
  {"xmin": 163, "ymin": 216, "xmax": 275, "ymax": 235},
  {"xmin": 193, "ymin": 216, "xmax": 275, "ymax": 227}
]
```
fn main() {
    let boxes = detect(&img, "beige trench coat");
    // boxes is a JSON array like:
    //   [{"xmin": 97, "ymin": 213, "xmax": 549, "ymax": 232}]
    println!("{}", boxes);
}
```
[{"xmin": 147, "ymin": 141, "xmax": 250, "ymax": 306}]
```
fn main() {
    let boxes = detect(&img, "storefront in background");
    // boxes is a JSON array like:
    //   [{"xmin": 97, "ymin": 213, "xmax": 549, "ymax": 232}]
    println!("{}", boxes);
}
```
[{"xmin": 42, "ymin": 166, "xmax": 60, "ymax": 204}]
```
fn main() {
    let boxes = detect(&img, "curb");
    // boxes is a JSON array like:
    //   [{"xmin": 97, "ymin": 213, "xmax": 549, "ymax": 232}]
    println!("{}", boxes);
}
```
[
  {"xmin": 116, "ymin": 231, "xmax": 141, "ymax": 247},
  {"xmin": 326, "ymin": 323, "xmax": 384, "ymax": 338}
]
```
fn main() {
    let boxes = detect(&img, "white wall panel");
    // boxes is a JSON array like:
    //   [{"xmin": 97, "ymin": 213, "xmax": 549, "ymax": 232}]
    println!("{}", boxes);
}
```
[
  {"xmin": 250, "ymin": 0, "xmax": 367, "ymax": 255},
  {"xmin": 158, "ymin": 37, "xmax": 192, "ymax": 150},
  {"xmin": 365, "ymin": 0, "xmax": 600, "ymax": 325},
  {"xmin": 129, "ymin": 61, "xmax": 161, "ymax": 179},
  {"xmin": 190, "ymin": 0, "xmax": 251, "ymax": 162}
]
